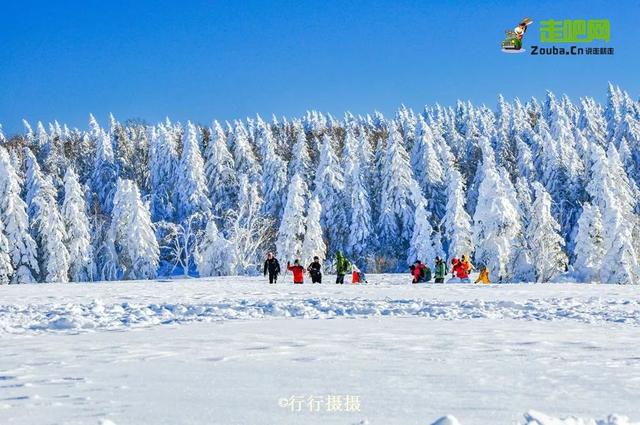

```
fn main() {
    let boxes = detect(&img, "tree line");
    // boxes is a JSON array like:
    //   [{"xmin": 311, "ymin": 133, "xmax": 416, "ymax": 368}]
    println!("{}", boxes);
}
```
[{"xmin": 0, "ymin": 83, "xmax": 639, "ymax": 284}]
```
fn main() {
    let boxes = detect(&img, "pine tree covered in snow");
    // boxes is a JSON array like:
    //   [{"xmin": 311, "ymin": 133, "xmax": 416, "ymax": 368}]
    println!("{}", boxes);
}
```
[
  {"xmin": 230, "ymin": 121, "xmax": 262, "ymax": 183},
  {"xmin": 24, "ymin": 149, "xmax": 70, "ymax": 283},
  {"xmin": 110, "ymin": 179, "xmax": 159, "ymax": 280},
  {"xmin": 526, "ymin": 182, "xmax": 567, "ymax": 282},
  {"xmin": 175, "ymin": 122, "xmax": 211, "ymax": 222},
  {"xmin": 92, "ymin": 129, "xmax": 118, "ymax": 215},
  {"xmin": 573, "ymin": 203, "xmax": 605, "ymax": 281},
  {"xmin": 287, "ymin": 125, "xmax": 313, "ymax": 184},
  {"xmin": 407, "ymin": 199, "xmax": 442, "ymax": 266},
  {"xmin": 378, "ymin": 124, "xmax": 418, "ymax": 257},
  {"xmin": 442, "ymin": 167, "xmax": 473, "ymax": 260},
  {"xmin": 411, "ymin": 117, "xmax": 446, "ymax": 223},
  {"xmin": 301, "ymin": 196, "xmax": 326, "ymax": 267},
  {"xmin": 0, "ymin": 217, "xmax": 13, "ymax": 284},
  {"xmin": 313, "ymin": 134, "xmax": 347, "ymax": 256},
  {"xmin": 472, "ymin": 138, "xmax": 521, "ymax": 282},
  {"xmin": 204, "ymin": 121, "xmax": 237, "ymax": 221},
  {"xmin": 62, "ymin": 168, "xmax": 95, "ymax": 282},
  {"xmin": 276, "ymin": 173, "xmax": 307, "ymax": 263},
  {"xmin": 346, "ymin": 158, "xmax": 373, "ymax": 263},
  {"xmin": 586, "ymin": 144, "xmax": 640, "ymax": 284},
  {"xmin": 259, "ymin": 125, "xmax": 288, "ymax": 220},
  {"xmin": 0, "ymin": 147, "xmax": 39, "ymax": 283},
  {"xmin": 149, "ymin": 125, "xmax": 178, "ymax": 222}
]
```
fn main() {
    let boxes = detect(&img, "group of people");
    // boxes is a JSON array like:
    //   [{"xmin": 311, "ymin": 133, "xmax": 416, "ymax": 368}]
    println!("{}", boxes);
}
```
[
  {"xmin": 263, "ymin": 252, "xmax": 491, "ymax": 285},
  {"xmin": 410, "ymin": 255, "xmax": 490, "ymax": 284},
  {"xmin": 263, "ymin": 251, "xmax": 366, "ymax": 285}
]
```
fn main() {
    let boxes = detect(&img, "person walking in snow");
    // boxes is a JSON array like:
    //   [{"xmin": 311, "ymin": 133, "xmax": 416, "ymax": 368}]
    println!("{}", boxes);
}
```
[
  {"xmin": 460, "ymin": 254, "xmax": 473, "ymax": 276},
  {"xmin": 287, "ymin": 259, "xmax": 305, "ymax": 284},
  {"xmin": 351, "ymin": 264, "xmax": 363, "ymax": 284},
  {"xmin": 475, "ymin": 265, "xmax": 490, "ymax": 284},
  {"xmin": 263, "ymin": 252, "xmax": 281, "ymax": 284},
  {"xmin": 307, "ymin": 256, "xmax": 322, "ymax": 284},
  {"xmin": 410, "ymin": 260, "xmax": 429, "ymax": 283},
  {"xmin": 434, "ymin": 256, "xmax": 448, "ymax": 283},
  {"xmin": 335, "ymin": 251, "xmax": 351, "ymax": 284},
  {"xmin": 451, "ymin": 257, "xmax": 471, "ymax": 283}
]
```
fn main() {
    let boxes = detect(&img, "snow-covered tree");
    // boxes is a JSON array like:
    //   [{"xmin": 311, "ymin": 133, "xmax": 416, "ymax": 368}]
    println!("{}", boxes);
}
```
[
  {"xmin": 378, "ymin": 124, "xmax": 418, "ymax": 254},
  {"xmin": 175, "ymin": 122, "xmax": 211, "ymax": 222},
  {"xmin": 407, "ymin": 199, "xmax": 442, "ymax": 266},
  {"xmin": 526, "ymin": 182, "xmax": 567, "ymax": 282},
  {"xmin": 586, "ymin": 144, "xmax": 640, "ymax": 284},
  {"xmin": 599, "ymin": 208, "xmax": 639, "ymax": 284},
  {"xmin": 24, "ymin": 151, "xmax": 70, "ymax": 283},
  {"xmin": 313, "ymin": 134, "xmax": 347, "ymax": 255},
  {"xmin": 62, "ymin": 168, "xmax": 95, "ymax": 282},
  {"xmin": 441, "ymin": 167, "xmax": 473, "ymax": 260},
  {"xmin": 259, "ymin": 125, "xmax": 288, "ymax": 219},
  {"xmin": 573, "ymin": 203, "xmax": 605, "ymax": 281},
  {"xmin": 91, "ymin": 129, "xmax": 118, "ymax": 214},
  {"xmin": 225, "ymin": 175, "xmax": 273, "ymax": 275},
  {"xmin": 196, "ymin": 219, "xmax": 234, "ymax": 277},
  {"xmin": 110, "ymin": 179, "xmax": 159, "ymax": 280},
  {"xmin": 0, "ymin": 147, "xmax": 39, "ymax": 283},
  {"xmin": 0, "ymin": 218, "xmax": 13, "ymax": 284},
  {"xmin": 301, "ymin": 196, "xmax": 326, "ymax": 267},
  {"xmin": 288, "ymin": 125, "xmax": 312, "ymax": 183},
  {"xmin": 411, "ymin": 117, "xmax": 445, "ymax": 221},
  {"xmin": 472, "ymin": 138, "xmax": 521, "ymax": 282},
  {"xmin": 149, "ymin": 124, "xmax": 178, "ymax": 221},
  {"xmin": 230, "ymin": 121, "xmax": 261, "ymax": 183},
  {"xmin": 276, "ymin": 173, "xmax": 307, "ymax": 263},
  {"xmin": 346, "ymin": 159, "xmax": 373, "ymax": 262},
  {"xmin": 204, "ymin": 121, "xmax": 237, "ymax": 221}
]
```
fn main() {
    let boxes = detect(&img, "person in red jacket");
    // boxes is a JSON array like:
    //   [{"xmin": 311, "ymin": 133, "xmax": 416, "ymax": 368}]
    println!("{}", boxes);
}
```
[
  {"xmin": 451, "ymin": 257, "xmax": 471, "ymax": 283},
  {"xmin": 410, "ymin": 260, "xmax": 426, "ymax": 284},
  {"xmin": 287, "ymin": 260, "xmax": 305, "ymax": 284}
]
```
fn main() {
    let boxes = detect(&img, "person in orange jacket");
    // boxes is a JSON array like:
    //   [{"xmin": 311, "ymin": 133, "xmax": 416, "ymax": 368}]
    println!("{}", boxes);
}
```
[
  {"xmin": 461, "ymin": 254, "xmax": 473, "ymax": 275},
  {"xmin": 475, "ymin": 265, "xmax": 491, "ymax": 284},
  {"xmin": 287, "ymin": 260, "xmax": 305, "ymax": 284}
]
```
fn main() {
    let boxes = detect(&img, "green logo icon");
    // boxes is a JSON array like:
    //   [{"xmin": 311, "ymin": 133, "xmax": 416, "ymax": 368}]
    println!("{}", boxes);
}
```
[{"xmin": 501, "ymin": 18, "xmax": 533, "ymax": 53}]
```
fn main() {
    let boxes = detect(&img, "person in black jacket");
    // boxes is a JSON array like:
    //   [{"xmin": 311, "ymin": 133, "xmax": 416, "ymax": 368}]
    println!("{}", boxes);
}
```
[
  {"xmin": 263, "ymin": 252, "xmax": 281, "ymax": 284},
  {"xmin": 307, "ymin": 256, "xmax": 322, "ymax": 284}
]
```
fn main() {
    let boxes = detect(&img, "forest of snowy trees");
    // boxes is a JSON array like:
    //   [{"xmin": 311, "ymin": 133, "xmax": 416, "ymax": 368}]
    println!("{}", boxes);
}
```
[{"xmin": 0, "ymin": 84, "xmax": 639, "ymax": 284}]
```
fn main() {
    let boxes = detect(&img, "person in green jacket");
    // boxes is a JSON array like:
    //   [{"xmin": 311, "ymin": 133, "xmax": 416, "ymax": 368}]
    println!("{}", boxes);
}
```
[
  {"xmin": 434, "ymin": 256, "xmax": 448, "ymax": 283},
  {"xmin": 335, "ymin": 251, "xmax": 351, "ymax": 284}
]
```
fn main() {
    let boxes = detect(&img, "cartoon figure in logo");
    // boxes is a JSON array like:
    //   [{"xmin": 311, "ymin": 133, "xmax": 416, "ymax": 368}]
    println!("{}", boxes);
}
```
[{"xmin": 502, "ymin": 18, "xmax": 533, "ymax": 52}]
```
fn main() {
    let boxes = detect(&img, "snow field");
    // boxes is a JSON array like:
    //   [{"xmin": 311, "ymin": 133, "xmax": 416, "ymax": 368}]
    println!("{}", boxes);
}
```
[
  {"xmin": 2, "ymin": 275, "xmax": 640, "ymax": 334},
  {"xmin": 1, "ymin": 276, "xmax": 639, "ymax": 424}
]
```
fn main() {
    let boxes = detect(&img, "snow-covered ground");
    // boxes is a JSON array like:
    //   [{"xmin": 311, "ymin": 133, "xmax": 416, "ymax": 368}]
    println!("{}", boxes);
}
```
[{"xmin": 1, "ymin": 275, "xmax": 639, "ymax": 424}]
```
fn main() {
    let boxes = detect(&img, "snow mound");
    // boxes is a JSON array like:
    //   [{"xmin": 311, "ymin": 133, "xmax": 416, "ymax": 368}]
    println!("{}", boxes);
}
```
[
  {"xmin": 1, "ymin": 294, "xmax": 639, "ymax": 334},
  {"xmin": 523, "ymin": 410, "xmax": 638, "ymax": 425},
  {"xmin": 431, "ymin": 415, "xmax": 462, "ymax": 425},
  {"xmin": 427, "ymin": 412, "xmax": 637, "ymax": 425}
]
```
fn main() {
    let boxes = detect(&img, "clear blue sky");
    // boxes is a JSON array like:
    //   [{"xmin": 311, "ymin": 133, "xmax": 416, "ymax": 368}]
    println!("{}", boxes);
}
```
[{"xmin": 1, "ymin": 0, "xmax": 638, "ymax": 134}]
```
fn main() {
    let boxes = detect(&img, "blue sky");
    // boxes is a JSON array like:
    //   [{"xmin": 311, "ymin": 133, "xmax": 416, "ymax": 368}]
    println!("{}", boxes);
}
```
[{"xmin": 1, "ymin": 0, "xmax": 637, "ymax": 134}]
